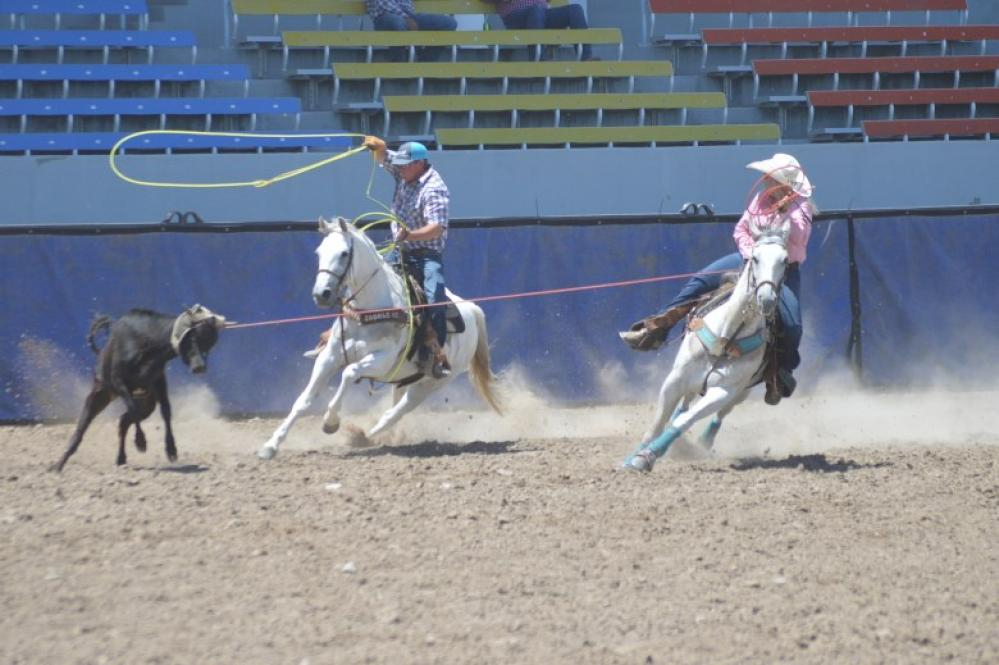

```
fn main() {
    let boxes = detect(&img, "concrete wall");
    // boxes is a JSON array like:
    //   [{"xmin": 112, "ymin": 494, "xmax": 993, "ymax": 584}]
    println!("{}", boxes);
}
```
[{"xmin": 2, "ymin": 140, "xmax": 996, "ymax": 226}]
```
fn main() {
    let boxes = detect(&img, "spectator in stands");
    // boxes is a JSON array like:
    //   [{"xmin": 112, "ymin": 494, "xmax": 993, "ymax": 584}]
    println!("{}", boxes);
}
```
[
  {"xmin": 307, "ymin": 137, "xmax": 453, "ymax": 379},
  {"xmin": 487, "ymin": 0, "xmax": 599, "ymax": 61},
  {"xmin": 365, "ymin": 0, "xmax": 457, "ymax": 61},
  {"xmin": 619, "ymin": 153, "xmax": 816, "ymax": 405}
]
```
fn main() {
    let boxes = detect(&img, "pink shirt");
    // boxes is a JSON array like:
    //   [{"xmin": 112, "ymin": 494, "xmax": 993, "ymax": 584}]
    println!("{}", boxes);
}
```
[{"xmin": 733, "ymin": 193, "xmax": 813, "ymax": 264}]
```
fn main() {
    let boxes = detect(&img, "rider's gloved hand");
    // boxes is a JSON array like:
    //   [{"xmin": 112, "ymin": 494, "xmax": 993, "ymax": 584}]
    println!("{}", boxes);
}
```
[{"xmin": 363, "ymin": 136, "xmax": 386, "ymax": 152}]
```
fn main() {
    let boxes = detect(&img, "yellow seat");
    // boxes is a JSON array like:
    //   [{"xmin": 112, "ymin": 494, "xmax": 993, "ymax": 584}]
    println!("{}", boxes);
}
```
[
  {"xmin": 332, "ymin": 60, "xmax": 674, "ymax": 100},
  {"xmin": 232, "ymin": 0, "xmax": 569, "ymax": 37},
  {"xmin": 383, "ymin": 92, "xmax": 726, "ymax": 133},
  {"xmin": 435, "ymin": 124, "xmax": 780, "ymax": 147},
  {"xmin": 235, "ymin": 0, "xmax": 566, "ymax": 15},
  {"xmin": 282, "ymin": 28, "xmax": 623, "ymax": 66}
]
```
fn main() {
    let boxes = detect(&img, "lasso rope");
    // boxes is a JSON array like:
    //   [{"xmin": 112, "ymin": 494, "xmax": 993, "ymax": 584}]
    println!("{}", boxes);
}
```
[{"xmin": 108, "ymin": 130, "xmax": 368, "ymax": 189}]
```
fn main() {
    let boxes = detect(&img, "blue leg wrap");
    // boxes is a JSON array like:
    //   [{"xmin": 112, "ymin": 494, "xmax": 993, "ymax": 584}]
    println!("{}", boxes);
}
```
[
  {"xmin": 699, "ymin": 417, "xmax": 721, "ymax": 446},
  {"xmin": 647, "ymin": 426, "xmax": 682, "ymax": 457}
]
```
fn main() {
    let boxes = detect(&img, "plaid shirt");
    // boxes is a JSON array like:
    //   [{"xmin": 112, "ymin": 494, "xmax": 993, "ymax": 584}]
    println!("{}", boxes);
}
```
[
  {"xmin": 495, "ymin": 0, "xmax": 548, "ymax": 18},
  {"xmin": 365, "ymin": 0, "xmax": 414, "ymax": 19},
  {"xmin": 384, "ymin": 155, "xmax": 450, "ymax": 253}
]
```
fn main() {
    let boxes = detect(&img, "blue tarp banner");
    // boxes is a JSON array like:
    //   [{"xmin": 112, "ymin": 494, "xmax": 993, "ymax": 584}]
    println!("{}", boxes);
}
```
[
  {"xmin": 0, "ymin": 214, "xmax": 990, "ymax": 421},
  {"xmin": 853, "ymin": 214, "xmax": 999, "ymax": 387}
]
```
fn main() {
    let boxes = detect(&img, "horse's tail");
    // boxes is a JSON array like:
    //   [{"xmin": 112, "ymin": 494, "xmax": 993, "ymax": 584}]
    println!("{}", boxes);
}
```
[
  {"xmin": 87, "ymin": 315, "xmax": 113, "ymax": 354},
  {"xmin": 469, "ymin": 304, "xmax": 502, "ymax": 415}
]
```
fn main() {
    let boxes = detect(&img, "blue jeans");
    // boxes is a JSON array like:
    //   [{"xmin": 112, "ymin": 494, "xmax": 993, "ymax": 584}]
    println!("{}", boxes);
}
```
[
  {"xmin": 666, "ymin": 252, "xmax": 802, "ymax": 372},
  {"xmin": 500, "ymin": 4, "xmax": 593, "ymax": 59},
  {"xmin": 388, "ymin": 249, "xmax": 448, "ymax": 349},
  {"xmin": 372, "ymin": 12, "xmax": 458, "ymax": 61}
]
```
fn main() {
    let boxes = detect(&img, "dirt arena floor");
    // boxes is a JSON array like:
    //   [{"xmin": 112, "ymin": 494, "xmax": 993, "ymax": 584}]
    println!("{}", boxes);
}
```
[{"xmin": 2, "ymin": 383, "xmax": 998, "ymax": 665}]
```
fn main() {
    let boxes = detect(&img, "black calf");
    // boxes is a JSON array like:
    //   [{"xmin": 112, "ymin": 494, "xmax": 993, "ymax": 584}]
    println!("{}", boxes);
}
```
[{"xmin": 53, "ymin": 305, "xmax": 226, "ymax": 472}]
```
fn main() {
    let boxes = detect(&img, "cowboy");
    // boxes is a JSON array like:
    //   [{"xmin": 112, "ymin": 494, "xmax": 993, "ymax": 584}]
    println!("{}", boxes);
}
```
[
  {"xmin": 365, "ymin": 0, "xmax": 457, "ymax": 61},
  {"xmin": 620, "ymin": 153, "xmax": 816, "ymax": 404},
  {"xmin": 365, "ymin": 0, "xmax": 457, "ymax": 32},
  {"xmin": 486, "ymin": 0, "xmax": 599, "ymax": 61}
]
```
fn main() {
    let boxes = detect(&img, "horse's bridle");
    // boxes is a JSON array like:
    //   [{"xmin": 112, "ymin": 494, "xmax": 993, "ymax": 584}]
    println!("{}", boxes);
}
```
[
  {"xmin": 317, "ymin": 232, "xmax": 355, "ymax": 304},
  {"xmin": 746, "ymin": 236, "xmax": 788, "ymax": 322}
]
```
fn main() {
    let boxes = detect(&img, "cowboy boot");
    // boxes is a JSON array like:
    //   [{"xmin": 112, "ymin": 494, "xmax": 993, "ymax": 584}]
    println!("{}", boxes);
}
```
[
  {"xmin": 777, "ymin": 367, "xmax": 797, "ymax": 398},
  {"xmin": 423, "ymin": 328, "xmax": 451, "ymax": 379},
  {"xmin": 618, "ymin": 301, "xmax": 697, "ymax": 351},
  {"xmin": 303, "ymin": 329, "xmax": 332, "ymax": 359}
]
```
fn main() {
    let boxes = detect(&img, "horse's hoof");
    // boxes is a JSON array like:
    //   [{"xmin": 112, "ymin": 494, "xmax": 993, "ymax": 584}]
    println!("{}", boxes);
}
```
[
  {"xmin": 345, "ymin": 425, "xmax": 371, "ymax": 448},
  {"xmin": 257, "ymin": 445, "xmax": 277, "ymax": 461},
  {"xmin": 322, "ymin": 421, "xmax": 340, "ymax": 435},
  {"xmin": 622, "ymin": 449, "xmax": 656, "ymax": 472}
]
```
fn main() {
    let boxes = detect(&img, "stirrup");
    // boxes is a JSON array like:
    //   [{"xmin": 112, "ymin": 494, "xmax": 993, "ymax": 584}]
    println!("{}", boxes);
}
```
[{"xmin": 431, "ymin": 354, "xmax": 451, "ymax": 379}]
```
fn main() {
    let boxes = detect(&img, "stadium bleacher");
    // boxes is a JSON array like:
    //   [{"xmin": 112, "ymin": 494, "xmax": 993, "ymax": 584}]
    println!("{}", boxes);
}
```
[
  {"xmin": 0, "ymin": 130, "xmax": 353, "ymax": 155},
  {"xmin": 0, "ymin": 0, "xmax": 995, "ymax": 153},
  {"xmin": 2, "ymin": 0, "xmax": 150, "ymax": 30},
  {"xmin": 1, "ymin": 63, "xmax": 251, "ymax": 98},
  {"xmin": 0, "ymin": 97, "xmax": 301, "ymax": 132},
  {"xmin": 0, "ymin": 29, "xmax": 197, "ymax": 63}
]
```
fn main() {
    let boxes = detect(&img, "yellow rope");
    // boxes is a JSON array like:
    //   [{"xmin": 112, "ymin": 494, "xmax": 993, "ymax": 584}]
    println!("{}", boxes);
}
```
[{"xmin": 108, "ymin": 129, "xmax": 368, "ymax": 189}]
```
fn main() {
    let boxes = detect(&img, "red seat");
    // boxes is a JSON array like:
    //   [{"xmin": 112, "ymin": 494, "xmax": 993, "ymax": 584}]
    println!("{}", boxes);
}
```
[
  {"xmin": 863, "ymin": 117, "xmax": 999, "ymax": 138},
  {"xmin": 753, "ymin": 55, "xmax": 999, "ymax": 97},
  {"xmin": 704, "ymin": 25, "xmax": 998, "ymax": 47},
  {"xmin": 809, "ymin": 87, "xmax": 999, "ymax": 107},
  {"xmin": 754, "ymin": 55, "xmax": 999, "ymax": 77},
  {"xmin": 701, "ymin": 25, "xmax": 999, "ymax": 67},
  {"xmin": 650, "ymin": 0, "xmax": 966, "ymax": 10},
  {"xmin": 649, "ymin": 0, "xmax": 968, "ymax": 35},
  {"xmin": 807, "ymin": 87, "xmax": 999, "ymax": 134}
]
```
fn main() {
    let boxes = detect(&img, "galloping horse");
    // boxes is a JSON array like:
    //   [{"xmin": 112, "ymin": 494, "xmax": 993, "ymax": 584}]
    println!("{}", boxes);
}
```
[
  {"xmin": 258, "ymin": 217, "xmax": 501, "ymax": 460},
  {"xmin": 623, "ymin": 219, "xmax": 791, "ymax": 472}
]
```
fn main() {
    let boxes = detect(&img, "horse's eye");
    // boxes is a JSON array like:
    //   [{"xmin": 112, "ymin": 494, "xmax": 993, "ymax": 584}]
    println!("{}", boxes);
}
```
[{"xmin": 340, "ymin": 250, "xmax": 349, "ymax": 258}]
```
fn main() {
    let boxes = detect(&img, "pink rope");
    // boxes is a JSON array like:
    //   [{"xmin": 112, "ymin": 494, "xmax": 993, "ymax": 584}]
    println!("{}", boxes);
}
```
[{"xmin": 225, "ymin": 268, "xmax": 729, "ymax": 331}]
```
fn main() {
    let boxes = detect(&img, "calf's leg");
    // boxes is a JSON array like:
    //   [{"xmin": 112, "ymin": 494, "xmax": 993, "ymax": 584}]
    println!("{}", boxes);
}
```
[
  {"xmin": 117, "ymin": 394, "xmax": 155, "ymax": 465},
  {"xmin": 154, "ymin": 376, "xmax": 177, "ymax": 462},
  {"xmin": 52, "ymin": 381, "xmax": 112, "ymax": 472}
]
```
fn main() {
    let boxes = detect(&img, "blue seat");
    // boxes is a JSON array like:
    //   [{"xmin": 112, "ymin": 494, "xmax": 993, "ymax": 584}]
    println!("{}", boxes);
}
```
[
  {"xmin": 0, "ymin": 29, "xmax": 197, "ymax": 64},
  {"xmin": 2, "ymin": 0, "xmax": 149, "ymax": 29},
  {"xmin": 0, "ymin": 131, "xmax": 353, "ymax": 154},
  {"xmin": 0, "ymin": 97, "xmax": 302, "ymax": 131},
  {"xmin": 1, "ymin": 63, "xmax": 251, "ymax": 97}
]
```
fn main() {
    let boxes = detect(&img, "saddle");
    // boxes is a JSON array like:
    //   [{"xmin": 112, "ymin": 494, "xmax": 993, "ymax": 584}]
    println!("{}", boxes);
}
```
[
  {"xmin": 402, "ymin": 273, "xmax": 465, "ymax": 335},
  {"xmin": 621, "ymin": 272, "xmax": 790, "ymax": 402}
]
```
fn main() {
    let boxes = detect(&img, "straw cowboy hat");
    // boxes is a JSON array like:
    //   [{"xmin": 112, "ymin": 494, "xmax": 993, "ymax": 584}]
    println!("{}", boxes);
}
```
[{"xmin": 747, "ymin": 153, "xmax": 813, "ymax": 198}]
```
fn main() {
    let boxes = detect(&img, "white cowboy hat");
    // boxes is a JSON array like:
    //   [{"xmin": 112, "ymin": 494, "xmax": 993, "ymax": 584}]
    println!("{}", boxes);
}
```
[{"xmin": 746, "ymin": 153, "xmax": 813, "ymax": 198}]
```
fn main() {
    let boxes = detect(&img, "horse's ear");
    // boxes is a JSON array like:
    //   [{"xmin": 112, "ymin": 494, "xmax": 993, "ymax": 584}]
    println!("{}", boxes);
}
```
[
  {"xmin": 337, "ymin": 216, "xmax": 350, "ymax": 234},
  {"xmin": 318, "ymin": 216, "xmax": 336, "ymax": 235}
]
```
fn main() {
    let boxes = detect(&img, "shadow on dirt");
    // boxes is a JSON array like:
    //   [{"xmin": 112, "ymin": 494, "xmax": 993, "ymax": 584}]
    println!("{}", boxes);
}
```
[
  {"xmin": 138, "ymin": 464, "xmax": 210, "ymax": 474},
  {"xmin": 728, "ymin": 454, "xmax": 892, "ymax": 473},
  {"xmin": 344, "ymin": 440, "xmax": 522, "ymax": 459}
]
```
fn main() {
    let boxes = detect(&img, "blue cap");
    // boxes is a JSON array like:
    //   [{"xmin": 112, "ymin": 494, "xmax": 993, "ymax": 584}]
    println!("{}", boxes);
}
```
[{"xmin": 389, "ymin": 141, "xmax": 429, "ymax": 165}]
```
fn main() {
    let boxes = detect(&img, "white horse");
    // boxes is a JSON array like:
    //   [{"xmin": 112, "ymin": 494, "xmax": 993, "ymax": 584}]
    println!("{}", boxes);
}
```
[
  {"xmin": 623, "ymin": 219, "xmax": 791, "ymax": 472},
  {"xmin": 258, "ymin": 217, "xmax": 501, "ymax": 460}
]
